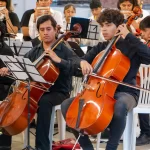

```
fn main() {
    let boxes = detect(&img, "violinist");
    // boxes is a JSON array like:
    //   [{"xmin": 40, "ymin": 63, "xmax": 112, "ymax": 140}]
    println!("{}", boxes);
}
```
[
  {"xmin": 61, "ymin": 9, "xmax": 150, "ymax": 150},
  {"xmin": 117, "ymin": 0, "xmax": 140, "ymax": 34},
  {"xmin": 24, "ymin": 14, "xmax": 92, "ymax": 150},
  {"xmin": 136, "ymin": 15, "xmax": 150, "ymax": 146}
]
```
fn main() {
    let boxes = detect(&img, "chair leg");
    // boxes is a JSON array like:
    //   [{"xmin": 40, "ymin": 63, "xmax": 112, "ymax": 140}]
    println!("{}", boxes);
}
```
[
  {"xmin": 123, "ymin": 111, "xmax": 133, "ymax": 150},
  {"xmin": 49, "ymin": 106, "xmax": 55, "ymax": 150},
  {"xmin": 22, "ymin": 128, "xmax": 28, "ymax": 149},
  {"xmin": 57, "ymin": 109, "xmax": 66, "ymax": 140},
  {"xmin": 96, "ymin": 133, "xmax": 101, "ymax": 150},
  {"xmin": 131, "ymin": 113, "xmax": 138, "ymax": 150}
]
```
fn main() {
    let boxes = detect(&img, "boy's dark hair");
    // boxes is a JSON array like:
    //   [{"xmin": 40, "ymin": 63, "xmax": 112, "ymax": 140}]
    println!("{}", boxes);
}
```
[
  {"xmin": 97, "ymin": 9, "xmax": 124, "ymax": 27},
  {"xmin": 90, "ymin": 0, "xmax": 102, "ymax": 9},
  {"xmin": 64, "ymin": 3, "xmax": 76, "ymax": 14},
  {"xmin": 117, "ymin": 0, "xmax": 139, "ymax": 10},
  {"xmin": 1, "ymin": 0, "xmax": 11, "ymax": 11},
  {"xmin": 37, "ymin": 15, "xmax": 57, "ymax": 31},
  {"xmin": 139, "ymin": 16, "xmax": 150, "ymax": 30}
]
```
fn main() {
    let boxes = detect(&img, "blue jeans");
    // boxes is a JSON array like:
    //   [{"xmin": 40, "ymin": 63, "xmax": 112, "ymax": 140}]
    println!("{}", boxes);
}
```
[{"xmin": 61, "ymin": 92, "xmax": 136, "ymax": 150}]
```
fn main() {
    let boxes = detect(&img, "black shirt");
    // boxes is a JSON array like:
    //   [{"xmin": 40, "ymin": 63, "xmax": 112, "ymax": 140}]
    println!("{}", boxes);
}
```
[
  {"xmin": 82, "ymin": 33, "xmax": 150, "ymax": 101},
  {"xmin": 24, "ymin": 42, "xmax": 81, "ymax": 94},
  {"xmin": 20, "ymin": 9, "xmax": 35, "ymax": 41},
  {"xmin": 3, "ymin": 12, "xmax": 20, "ymax": 34},
  {"xmin": 31, "ymin": 37, "xmax": 41, "ymax": 47},
  {"xmin": 0, "ymin": 42, "xmax": 14, "ymax": 100},
  {"xmin": 0, "ymin": 42, "xmax": 14, "ymax": 68}
]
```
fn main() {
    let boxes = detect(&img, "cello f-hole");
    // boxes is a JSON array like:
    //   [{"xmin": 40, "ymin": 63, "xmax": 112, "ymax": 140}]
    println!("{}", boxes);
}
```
[{"xmin": 96, "ymin": 82, "xmax": 102, "ymax": 98}]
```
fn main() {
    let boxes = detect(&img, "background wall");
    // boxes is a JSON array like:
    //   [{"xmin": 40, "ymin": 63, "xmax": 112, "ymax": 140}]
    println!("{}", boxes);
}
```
[
  {"xmin": 12, "ymin": 0, "xmax": 36, "ymax": 20},
  {"xmin": 11, "ymin": 0, "xmax": 150, "ymax": 21}
]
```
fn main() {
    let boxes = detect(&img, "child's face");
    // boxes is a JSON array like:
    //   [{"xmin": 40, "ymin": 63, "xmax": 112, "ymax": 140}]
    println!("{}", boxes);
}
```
[
  {"xmin": 100, "ymin": 22, "xmax": 117, "ymax": 40},
  {"xmin": 91, "ymin": 7, "xmax": 102, "ymax": 20},
  {"xmin": 64, "ymin": 6, "xmax": 76, "ymax": 21},
  {"xmin": 141, "ymin": 28, "xmax": 150, "ymax": 42},
  {"xmin": 0, "ymin": 1, "xmax": 6, "ymax": 7},
  {"xmin": 119, "ymin": 1, "xmax": 133, "ymax": 11},
  {"xmin": 38, "ymin": 0, "xmax": 51, "ymax": 7}
]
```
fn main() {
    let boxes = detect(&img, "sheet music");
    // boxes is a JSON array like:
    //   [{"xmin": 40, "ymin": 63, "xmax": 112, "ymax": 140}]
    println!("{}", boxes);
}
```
[
  {"xmin": 0, "ymin": 55, "xmax": 48, "ymax": 84},
  {"xmin": 5, "ymin": 40, "xmax": 32, "ymax": 56},
  {"xmin": 87, "ymin": 20, "xmax": 100, "ymax": 40},
  {"xmin": 70, "ymin": 17, "xmax": 100, "ymax": 40}
]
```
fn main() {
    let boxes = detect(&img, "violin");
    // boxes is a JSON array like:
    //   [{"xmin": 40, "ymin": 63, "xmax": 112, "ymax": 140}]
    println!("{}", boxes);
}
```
[
  {"xmin": 126, "ymin": 6, "xmax": 143, "ymax": 36},
  {"xmin": 0, "ymin": 24, "xmax": 82, "ymax": 136}
]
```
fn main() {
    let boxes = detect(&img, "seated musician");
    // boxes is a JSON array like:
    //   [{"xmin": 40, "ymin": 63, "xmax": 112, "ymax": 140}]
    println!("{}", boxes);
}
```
[
  {"xmin": 61, "ymin": 9, "xmax": 150, "ymax": 150},
  {"xmin": 29, "ymin": 0, "xmax": 63, "ymax": 39},
  {"xmin": 136, "ymin": 15, "xmax": 150, "ymax": 146},
  {"xmin": 117, "ymin": 0, "xmax": 140, "ymax": 34},
  {"xmin": 0, "ymin": 21, "xmax": 14, "ymax": 150},
  {"xmin": 24, "ymin": 15, "xmax": 91, "ymax": 150},
  {"xmin": 62, "ymin": 3, "xmax": 76, "ymax": 32},
  {"xmin": 0, "ymin": 0, "xmax": 20, "ymax": 35}
]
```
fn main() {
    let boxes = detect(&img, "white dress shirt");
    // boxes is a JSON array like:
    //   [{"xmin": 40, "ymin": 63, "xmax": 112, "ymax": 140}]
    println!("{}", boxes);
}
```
[
  {"xmin": 29, "ymin": 8, "xmax": 63, "ymax": 39},
  {"xmin": 137, "ymin": 9, "xmax": 150, "ymax": 23}
]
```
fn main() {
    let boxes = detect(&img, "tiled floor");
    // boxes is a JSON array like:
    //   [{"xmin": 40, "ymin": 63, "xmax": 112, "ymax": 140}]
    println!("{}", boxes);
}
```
[{"xmin": 11, "ymin": 128, "xmax": 150, "ymax": 150}]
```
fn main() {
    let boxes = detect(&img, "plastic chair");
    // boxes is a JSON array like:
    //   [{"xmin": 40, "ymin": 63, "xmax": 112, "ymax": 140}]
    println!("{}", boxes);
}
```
[
  {"xmin": 123, "ymin": 64, "xmax": 150, "ymax": 150},
  {"xmin": 49, "ymin": 105, "xmax": 66, "ymax": 150},
  {"xmin": 23, "ymin": 105, "xmax": 66, "ymax": 150}
]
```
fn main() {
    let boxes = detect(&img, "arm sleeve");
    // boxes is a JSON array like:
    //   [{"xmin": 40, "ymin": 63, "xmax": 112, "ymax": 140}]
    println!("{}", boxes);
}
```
[
  {"xmin": 82, "ymin": 42, "xmax": 105, "ymax": 64},
  {"xmin": 29, "ymin": 14, "xmax": 38, "ymax": 39},
  {"xmin": 53, "ymin": 11, "xmax": 63, "ymax": 28},
  {"xmin": 9, "ymin": 12, "xmax": 20, "ymax": 29},
  {"xmin": 20, "ymin": 10, "xmax": 33, "ymax": 27},
  {"xmin": 54, "ymin": 44, "xmax": 82, "ymax": 76},
  {"xmin": 125, "ymin": 33, "xmax": 150, "ymax": 64}
]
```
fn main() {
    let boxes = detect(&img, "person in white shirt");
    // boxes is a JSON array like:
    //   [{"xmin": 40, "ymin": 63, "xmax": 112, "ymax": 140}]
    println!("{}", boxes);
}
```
[
  {"xmin": 82, "ymin": 0, "xmax": 104, "ymax": 48},
  {"xmin": 29, "ymin": 0, "xmax": 63, "ymax": 39},
  {"xmin": 62, "ymin": 3, "xmax": 76, "ymax": 32}
]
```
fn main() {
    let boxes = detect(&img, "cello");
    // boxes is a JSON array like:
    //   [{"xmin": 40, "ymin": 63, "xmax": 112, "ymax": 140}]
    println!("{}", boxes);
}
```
[
  {"xmin": 65, "ymin": 7, "xmax": 143, "ymax": 135},
  {"xmin": 0, "ymin": 24, "xmax": 82, "ymax": 135}
]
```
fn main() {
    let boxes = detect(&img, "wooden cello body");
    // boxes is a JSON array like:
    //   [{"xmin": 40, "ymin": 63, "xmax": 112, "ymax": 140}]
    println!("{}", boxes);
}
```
[
  {"xmin": 0, "ymin": 24, "xmax": 82, "ymax": 136},
  {"xmin": 66, "ymin": 46, "xmax": 130, "ymax": 135},
  {"xmin": 0, "ymin": 57, "xmax": 59, "ymax": 135},
  {"xmin": 66, "ymin": 6, "xmax": 144, "ymax": 135}
]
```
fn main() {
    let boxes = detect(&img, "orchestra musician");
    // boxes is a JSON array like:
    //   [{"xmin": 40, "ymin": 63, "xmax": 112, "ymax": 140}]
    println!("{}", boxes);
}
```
[
  {"xmin": 62, "ymin": 3, "xmax": 76, "ymax": 31},
  {"xmin": 61, "ymin": 9, "xmax": 150, "ymax": 150},
  {"xmin": 0, "ymin": 21, "xmax": 14, "ymax": 150},
  {"xmin": 24, "ymin": 14, "xmax": 92, "ymax": 150},
  {"xmin": 117, "ymin": 0, "xmax": 140, "ymax": 34},
  {"xmin": 136, "ymin": 15, "xmax": 150, "ymax": 146}
]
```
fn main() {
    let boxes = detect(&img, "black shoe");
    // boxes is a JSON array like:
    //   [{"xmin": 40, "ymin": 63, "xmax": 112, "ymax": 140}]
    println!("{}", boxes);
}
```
[{"xmin": 136, "ymin": 134, "xmax": 150, "ymax": 146}]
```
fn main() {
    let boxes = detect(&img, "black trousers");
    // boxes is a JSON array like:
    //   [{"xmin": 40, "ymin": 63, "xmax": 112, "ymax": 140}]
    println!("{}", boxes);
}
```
[
  {"xmin": 36, "ymin": 91, "xmax": 69, "ymax": 150},
  {"xmin": 61, "ymin": 92, "xmax": 137, "ymax": 150},
  {"xmin": 139, "ymin": 114, "xmax": 150, "ymax": 136}
]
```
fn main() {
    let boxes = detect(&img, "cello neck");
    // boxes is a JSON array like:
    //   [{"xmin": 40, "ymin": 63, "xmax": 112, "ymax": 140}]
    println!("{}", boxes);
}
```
[{"xmin": 93, "ymin": 35, "xmax": 119, "ymax": 73}]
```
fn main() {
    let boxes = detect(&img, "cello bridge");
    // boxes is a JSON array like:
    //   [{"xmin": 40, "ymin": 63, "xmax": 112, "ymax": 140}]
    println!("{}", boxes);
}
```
[{"xmin": 82, "ymin": 83, "xmax": 95, "ymax": 90}]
